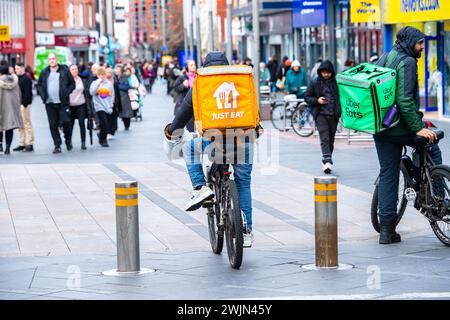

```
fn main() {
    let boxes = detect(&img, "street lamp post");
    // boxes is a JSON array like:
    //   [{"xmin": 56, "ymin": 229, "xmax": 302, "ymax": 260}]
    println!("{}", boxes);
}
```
[
  {"xmin": 195, "ymin": 0, "xmax": 202, "ymax": 67},
  {"xmin": 161, "ymin": 0, "xmax": 167, "ymax": 53},
  {"xmin": 252, "ymin": 0, "xmax": 260, "ymax": 94},
  {"xmin": 208, "ymin": 0, "xmax": 214, "ymax": 51},
  {"xmin": 226, "ymin": 0, "xmax": 232, "ymax": 63}
]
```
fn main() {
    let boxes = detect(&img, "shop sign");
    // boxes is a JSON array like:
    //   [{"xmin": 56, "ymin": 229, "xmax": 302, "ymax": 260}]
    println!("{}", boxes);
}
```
[
  {"xmin": 0, "ymin": 25, "xmax": 10, "ymax": 42},
  {"xmin": 293, "ymin": 0, "xmax": 327, "ymax": 28},
  {"xmin": 381, "ymin": 0, "xmax": 450, "ymax": 24},
  {"xmin": 55, "ymin": 35, "xmax": 90, "ymax": 47},
  {"xmin": 351, "ymin": 0, "xmax": 380, "ymax": 23},
  {"xmin": 0, "ymin": 38, "xmax": 25, "ymax": 53},
  {"xmin": 36, "ymin": 32, "xmax": 55, "ymax": 46}
]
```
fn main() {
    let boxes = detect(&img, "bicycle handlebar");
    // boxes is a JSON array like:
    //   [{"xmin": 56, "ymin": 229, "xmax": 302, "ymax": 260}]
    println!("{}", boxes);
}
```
[{"xmin": 413, "ymin": 128, "xmax": 444, "ymax": 148}]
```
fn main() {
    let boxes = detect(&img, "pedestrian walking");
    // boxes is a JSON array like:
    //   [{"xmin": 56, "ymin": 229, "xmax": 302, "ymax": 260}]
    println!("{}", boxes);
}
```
[
  {"xmin": 106, "ymin": 67, "xmax": 119, "ymax": 138},
  {"xmin": 305, "ymin": 60, "xmax": 341, "ymax": 174},
  {"xmin": 11, "ymin": 63, "xmax": 34, "ymax": 152},
  {"xmin": 259, "ymin": 62, "xmax": 271, "ymax": 86},
  {"xmin": 68, "ymin": 64, "xmax": 90, "ymax": 150},
  {"xmin": 276, "ymin": 56, "xmax": 290, "ymax": 91},
  {"xmin": 284, "ymin": 60, "xmax": 308, "ymax": 98},
  {"xmin": 89, "ymin": 67, "xmax": 114, "ymax": 147},
  {"xmin": 266, "ymin": 56, "xmax": 279, "ymax": 92},
  {"xmin": 0, "ymin": 65, "xmax": 23, "ymax": 155},
  {"xmin": 172, "ymin": 60, "xmax": 196, "ymax": 132},
  {"xmin": 115, "ymin": 65, "xmax": 133, "ymax": 131},
  {"xmin": 37, "ymin": 52, "xmax": 75, "ymax": 154}
]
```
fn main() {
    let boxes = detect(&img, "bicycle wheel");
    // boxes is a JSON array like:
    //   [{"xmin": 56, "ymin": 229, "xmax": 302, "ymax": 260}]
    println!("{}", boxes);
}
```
[
  {"xmin": 370, "ymin": 164, "xmax": 409, "ymax": 233},
  {"xmin": 427, "ymin": 166, "xmax": 450, "ymax": 246},
  {"xmin": 291, "ymin": 107, "xmax": 315, "ymax": 137},
  {"xmin": 270, "ymin": 103, "xmax": 290, "ymax": 131},
  {"xmin": 208, "ymin": 181, "xmax": 224, "ymax": 254},
  {"xmin": 224, "ymin": 179, "xmax": 243, "ymax": 269}
]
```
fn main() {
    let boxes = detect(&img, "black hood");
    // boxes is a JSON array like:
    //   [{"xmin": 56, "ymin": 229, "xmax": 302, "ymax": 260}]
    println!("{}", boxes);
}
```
[
  {"xmin": 202, "ymin": 51, "xmax": 229, "ymax": 67},
  {"xmin": 317, "ymin": 60, "xmax": 336, "ymax": 78},
  {"xmin": 395, "ymin": 26, "xmax": 425, "ymax": 59}
]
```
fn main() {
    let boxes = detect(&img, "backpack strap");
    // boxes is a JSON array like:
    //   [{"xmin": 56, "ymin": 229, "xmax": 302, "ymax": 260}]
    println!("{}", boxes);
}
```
[
  {"xmin": 376, "ymin": 53, "xmax": 389, "ymax": 67},
  {"xmin": 377, "ymin": 51, "xmax": 407, "ymax": 70}
]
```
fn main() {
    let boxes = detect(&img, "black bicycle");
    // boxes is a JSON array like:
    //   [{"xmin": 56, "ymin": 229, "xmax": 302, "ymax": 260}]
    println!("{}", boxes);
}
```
[
  {"xmin": 371, "ymin": 128, "xmax": 450, "ymax": 246},
  {"xmin": 203, "ymin": 147, "xmax": 244, "ymax": 269}
]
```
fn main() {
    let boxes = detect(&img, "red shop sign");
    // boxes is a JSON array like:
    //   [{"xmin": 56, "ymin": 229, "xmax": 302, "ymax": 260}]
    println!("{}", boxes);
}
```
[
  {"xmin": 55, "ymin": 35, "xmax": 90, "ymax": 47},
  {"xmin": 0, "ymin": 38, "xmax": 26, "ymax": 53}
]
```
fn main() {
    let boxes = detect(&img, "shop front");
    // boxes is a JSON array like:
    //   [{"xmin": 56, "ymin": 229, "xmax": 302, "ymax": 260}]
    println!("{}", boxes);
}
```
[
  {"xmin": 0, "ymin": 37, "xmax": 26, "ymax": 66},
  {"xmin": 381, "ymin": 0, "xmax": 450, "ymax": 118},
  {"xmin": 55, "ymin": 34, "xmax": 90, "ymax": 66}
]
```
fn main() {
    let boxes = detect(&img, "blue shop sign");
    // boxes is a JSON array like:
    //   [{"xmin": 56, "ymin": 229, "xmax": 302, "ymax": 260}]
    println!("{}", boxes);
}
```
[{"xmin": 293, "ymin": 0, "xmax": 327, "ymax": 28}]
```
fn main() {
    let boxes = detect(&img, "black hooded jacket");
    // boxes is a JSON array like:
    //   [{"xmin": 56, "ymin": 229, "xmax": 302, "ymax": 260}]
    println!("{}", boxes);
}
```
[
  {"xmin": 305, "ymin": 60, "xmax": 341, "ymax": 119},
  {"xmin": 168, "ymin": 52, "xmax": 229, "ymax": 134}
]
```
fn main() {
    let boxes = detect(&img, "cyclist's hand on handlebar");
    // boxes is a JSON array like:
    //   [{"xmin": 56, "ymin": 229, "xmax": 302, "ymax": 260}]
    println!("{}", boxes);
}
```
[
  {"xmin": 416, "ymin": 128, "xmax": 437, "ymax": 143},
  {"xmin": 318, "ymin": 97, "xmax": 328, "ymax": 105}
]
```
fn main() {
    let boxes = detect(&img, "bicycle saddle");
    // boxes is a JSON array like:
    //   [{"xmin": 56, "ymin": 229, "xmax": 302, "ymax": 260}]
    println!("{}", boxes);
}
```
[
  {"xmin": 284, "ymin": 94, "xmax": 297, "ymax": 102},
  {"xmin": 414, "ymin": 128, "xmax": 444, "ymax": 147}
]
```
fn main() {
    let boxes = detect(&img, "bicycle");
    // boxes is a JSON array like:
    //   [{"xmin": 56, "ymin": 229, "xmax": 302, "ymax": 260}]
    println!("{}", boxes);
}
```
[
  {"xmin": 270, "ymin": 88, "xmax": 315, "ymax": 137},
  {"xmin": 201, "ymin": 141, "xmax": 247, "ymax": 269},
  {"xmin": 370, "ymin": 128, "xmax": 450, "ymax": 246}
]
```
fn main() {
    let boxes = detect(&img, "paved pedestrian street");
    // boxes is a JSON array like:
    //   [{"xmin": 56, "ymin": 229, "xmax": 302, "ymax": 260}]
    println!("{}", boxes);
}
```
[{"xmin": 1, "ymin": 84, "xmax": 450, "ymax": 300}]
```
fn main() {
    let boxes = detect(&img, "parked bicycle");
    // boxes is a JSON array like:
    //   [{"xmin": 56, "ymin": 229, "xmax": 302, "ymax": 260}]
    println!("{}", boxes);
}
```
[
  {"xmin": 370, "ymin": 128, "xmax": 450, "ymax": 246},
  {"xmin": 270, "ymin": 87, "xmax": 315, "ymax": 137}
]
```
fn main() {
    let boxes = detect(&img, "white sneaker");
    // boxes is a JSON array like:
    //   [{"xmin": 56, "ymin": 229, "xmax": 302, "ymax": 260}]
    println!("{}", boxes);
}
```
[
  {"xmin": 323, "ymin": 162, "xmax": 333, "ymax": 174},
  {"xmin": 107, "ymin": 134, "xmax": 114, "ymax": 140},
  {"xmin": 184, "ymin": 186, "xmax": 214, "ymax": 211},
  {"xmin": 243, "ymin": 232, "xmax": 254, "ymax": 248}
]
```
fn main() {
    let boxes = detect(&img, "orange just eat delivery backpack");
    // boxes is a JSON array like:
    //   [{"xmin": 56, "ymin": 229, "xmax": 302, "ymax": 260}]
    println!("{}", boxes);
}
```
[{"xmin": 192, "ymin": 65, "xmax": 260, "ymax": 135}]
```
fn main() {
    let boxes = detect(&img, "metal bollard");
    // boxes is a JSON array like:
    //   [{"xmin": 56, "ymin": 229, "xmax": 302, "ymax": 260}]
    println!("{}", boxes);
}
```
[
  {"xmin": 115, "ymin": 181, "xmax": 140, "ymax": 272},
  {"xmin": 314, "ymin": 176, "xmax": 338, "ymax": 268}
]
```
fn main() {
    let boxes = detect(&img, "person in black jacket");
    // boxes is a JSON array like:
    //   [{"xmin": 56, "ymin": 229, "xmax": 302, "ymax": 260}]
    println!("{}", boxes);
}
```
[
  {"xmin": 171, "ymin": 60, "xmax": 196, "ymax": 132},
  {"xmin": 305, "ymin": 60, "xmax": 341, "ymax": 174},
  {"xmin": 37, "ymin": 53, "xmax": 76, "ymax": 153},
  {"xmin": 12, "ymin": 63, "xmax": 34, "ymax": 152}
]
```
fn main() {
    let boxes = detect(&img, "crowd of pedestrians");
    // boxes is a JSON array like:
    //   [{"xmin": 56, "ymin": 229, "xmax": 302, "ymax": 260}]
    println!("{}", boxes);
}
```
[{"xmin": 0, "ymin": 55, "xmax": 159, "ymax": 155}]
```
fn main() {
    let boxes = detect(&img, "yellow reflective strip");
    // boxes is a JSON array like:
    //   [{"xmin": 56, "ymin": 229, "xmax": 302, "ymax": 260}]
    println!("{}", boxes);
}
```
[
  {"xmin": 314, "ymin": 184, "xmax": 337, "ymax": 191},
  {"xmin": 115, "ymin": 187, "xmax": 138, "ymax": 195},
  {"xmin": 116, "ymin": 199, "xmax": 138, "ymax": 207},
  {"xmin": 315, "ymin": 195, "xmax": 337, "ymax": 203}
]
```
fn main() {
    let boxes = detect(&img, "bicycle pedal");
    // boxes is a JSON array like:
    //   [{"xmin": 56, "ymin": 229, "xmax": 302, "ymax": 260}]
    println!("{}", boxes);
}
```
[
  {"xmin": 404, "ymin": 188, "xmax": 417, "ymax": 202},
  {"xmin": 202, "ymin": 200, "xmax": 213, "ymax": 208}
]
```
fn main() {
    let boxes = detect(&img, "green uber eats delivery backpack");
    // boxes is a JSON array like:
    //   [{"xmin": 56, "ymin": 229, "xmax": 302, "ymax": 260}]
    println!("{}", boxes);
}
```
[{"xmin": 336, "ymin": 54, "xmax": 406, "ymax": 134}]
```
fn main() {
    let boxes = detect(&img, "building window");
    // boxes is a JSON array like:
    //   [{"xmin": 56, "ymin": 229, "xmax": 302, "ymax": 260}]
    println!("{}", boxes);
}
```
[
  {"xmin": 89, "ymin": 5, "xmax": 93, "ymax": 28},
  {"xmin": 79, "ymin": 4, "xmax": 84, "ymax": 28},
  {"xmin": 68, "ymin": 3, "xmax": 74, "ymax": 28}
]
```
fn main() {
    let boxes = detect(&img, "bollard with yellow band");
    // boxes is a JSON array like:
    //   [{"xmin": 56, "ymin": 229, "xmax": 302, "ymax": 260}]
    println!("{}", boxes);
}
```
[
  {"xmin": 314, "ymin": 176, "xmax": 338, "ymax": 268},
  {"xmin": 115, "ymin": 181, "xmax": 140, "ymax": 273},
  {"xmin": 103, "ymin": 181, "xmax": 155, "ymax": 276}
]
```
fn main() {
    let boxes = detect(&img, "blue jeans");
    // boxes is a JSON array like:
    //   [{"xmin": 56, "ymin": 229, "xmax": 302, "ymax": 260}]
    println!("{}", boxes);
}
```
[
  {"xmin": 373, "ymin": 133, "xmax": 442, "ymax": 222},
  {"xmin": 183, "ymin": 137, "xmax": 254, "ymax": 232}
]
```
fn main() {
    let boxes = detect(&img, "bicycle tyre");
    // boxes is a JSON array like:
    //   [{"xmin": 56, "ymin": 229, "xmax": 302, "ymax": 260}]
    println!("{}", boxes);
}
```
[
  {"xmin": 370, "ymin": 164, "xmax": 409, "ymax": 233},
  {"xmin": 427, "ymin": 165, "xmax": 450, "ymax": 246},
  {"xmin": 208, "ymin": 181, "xmax": 224, "ymax": 254},
  {"xmin": 291, "ymin": 107, "xmax": 314, "ymax": 137},
  {"xmin": 270, "ymin": 103, "xmax": 290, "ymax": 131},
  {"xmin": 224, "ymin": 179, "xmax": 243, "ymax": 269}
]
